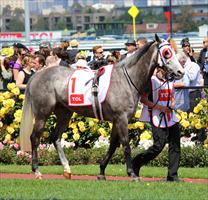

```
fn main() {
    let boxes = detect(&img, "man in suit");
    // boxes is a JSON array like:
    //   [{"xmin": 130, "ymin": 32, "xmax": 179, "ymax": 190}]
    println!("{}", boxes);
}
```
[{"xmin": 121, "ymin": 39, "xmax": 137, "ymax": 60}]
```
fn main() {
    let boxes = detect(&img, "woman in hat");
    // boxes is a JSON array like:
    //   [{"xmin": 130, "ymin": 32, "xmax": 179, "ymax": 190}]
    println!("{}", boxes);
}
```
[
  {"xmin": 67, "ymin": 39, "xmax": 80, "ymax": 64},
  {"xmin": 181, "ymin": 38, "xmax": 196, "ymax": 63},
  {"xmin": 71, "ymin": 52, "xmax": 90, "ymax": 70}
]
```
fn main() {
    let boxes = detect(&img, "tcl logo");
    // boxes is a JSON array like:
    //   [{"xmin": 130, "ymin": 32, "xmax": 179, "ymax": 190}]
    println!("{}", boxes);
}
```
[
  {"xmin": 70, "ymin": 94, "xmax": 84, "ymax": 104},
  {"xmin": 158, "ymin": 89, "xmax": 172, "ymax": 101}
]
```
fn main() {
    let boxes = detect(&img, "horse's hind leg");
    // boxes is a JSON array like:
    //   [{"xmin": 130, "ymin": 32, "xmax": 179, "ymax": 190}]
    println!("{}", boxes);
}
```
[
  {"xmin": 98, "ymin": 128, "xmax": 119, "ymax": 180},
  {"xmin": 31, "ymin": 116, "xmax": 47, "ymax": 179},
  {"xmin": 52, "ymin": 106, "xmax": 72, "ymax": 179}
]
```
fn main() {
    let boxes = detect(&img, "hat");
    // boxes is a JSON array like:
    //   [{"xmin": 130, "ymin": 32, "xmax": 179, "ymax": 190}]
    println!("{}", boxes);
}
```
[
  {"xmin": 125, "ymin": 39, "xmax": 136, "ymax": 46},
  {"xmin": 39, "ymin": 41, "xmax": 51, "ymax": 49},
  {"xmin": 2, "ymin": 43, "xmax": 9, "ymax": 48},
  {"xmin": 181, "ymin": 38, "xmax": 190, "ymax": 47},
  {"xmin": 70, "ymin": 39, "xmax": 79, "ymax": 47},
  {"xmin": 60, "ymin": 38, "xmax": 69, "ymax": 43},
  {"xmin": 13, "ymin": 43, "xmax": 29, "ymax": 51},
  {"xmin": 0, "ymin": 47, "xmax": 14, "ymax": 57},
  {"xmin": 71, "ymin": 59, "xmax": 90, "ymax": 69}
]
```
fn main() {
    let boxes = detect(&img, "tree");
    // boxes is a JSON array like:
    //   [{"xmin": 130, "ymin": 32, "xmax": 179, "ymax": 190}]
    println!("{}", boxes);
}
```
[
  {"xmin": 13, "ymin": 8, "xmax": 24, "ymax": 18},
  {"xmin": 9, "ymin": 17, "xmax": 24, "ymax": 31},
  {"xmin": 141, "ymin": 8, "xmax": 166, "ymax": 23},
  {"xmin": 54, "ymin": 17, "xmax": 66, "ymax": 30},
  {"xmin": 5, "ymin": 7, "xmax": 25, "ymax": 31},
  {"xmin": 2, "ymin": 5, "xmax": 12, "ymax": 16},
  {"xmin": 33, "ymin": 17, "xmax": 49, "ymax": 31},
  {"xmin": 175, "ymin": 6, "xmax": 198, "ymax": 32}
]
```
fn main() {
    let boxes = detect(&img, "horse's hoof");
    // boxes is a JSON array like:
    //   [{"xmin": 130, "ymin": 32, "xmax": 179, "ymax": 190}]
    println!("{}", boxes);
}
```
[
  {"xmin": 132, "ymin": 176, "xmax": 140, "ymax": 182},
  {"xmin": 63, "ymin": 171, "xmax": 71, "ymax": 179},
  {"xmin": 34, "ymin": 171, "xmax": 42, "ymax": 180},
  {"xmin": 97, "ymin": 174, "xmax": 106, "ymax": 181},
  {"xmin": 35, "ymin": 174, "xmax": 43, "ymax": 180}
]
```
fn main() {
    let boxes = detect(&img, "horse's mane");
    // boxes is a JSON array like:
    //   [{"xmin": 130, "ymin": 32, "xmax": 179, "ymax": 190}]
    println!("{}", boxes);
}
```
[{"xmin": 116, "ymin": 40, "xmax": 155, "ymax": 68}]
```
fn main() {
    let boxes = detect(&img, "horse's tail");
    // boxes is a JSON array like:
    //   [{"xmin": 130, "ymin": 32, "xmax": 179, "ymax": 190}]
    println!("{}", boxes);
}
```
[{"xmin": 20, "ymin": 86, "xmax": 34, "ymax": 152}]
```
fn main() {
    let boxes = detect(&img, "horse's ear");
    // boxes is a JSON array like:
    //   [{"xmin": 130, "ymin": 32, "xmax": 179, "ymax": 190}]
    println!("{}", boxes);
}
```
[{"xmin": 155, "ymin": 34, "xmax": 162, "ymax": 43}]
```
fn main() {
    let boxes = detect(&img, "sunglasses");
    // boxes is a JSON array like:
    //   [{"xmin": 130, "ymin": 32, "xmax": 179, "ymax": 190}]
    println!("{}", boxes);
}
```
[{"xmin": 96, "ymin": 51, "xmax": 103, "ymax": 54}]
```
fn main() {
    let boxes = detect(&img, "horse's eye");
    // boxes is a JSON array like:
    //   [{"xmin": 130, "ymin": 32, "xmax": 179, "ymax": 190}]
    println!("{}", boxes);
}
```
[{"xmin": 162, "ymin": 48, "xmax": 172, "ymax": 60}]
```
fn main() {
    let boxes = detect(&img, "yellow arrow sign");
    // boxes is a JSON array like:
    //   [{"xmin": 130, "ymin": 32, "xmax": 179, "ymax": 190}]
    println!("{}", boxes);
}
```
[{"xmin": 128, "ymin": 5, "xmax": 140, "ymax": 18}]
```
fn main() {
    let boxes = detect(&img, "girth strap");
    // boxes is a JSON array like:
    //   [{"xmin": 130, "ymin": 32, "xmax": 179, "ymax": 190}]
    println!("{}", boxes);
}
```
[{"xmin": 91, "ymin": 68, "xmax": 105, "ymax": 121}]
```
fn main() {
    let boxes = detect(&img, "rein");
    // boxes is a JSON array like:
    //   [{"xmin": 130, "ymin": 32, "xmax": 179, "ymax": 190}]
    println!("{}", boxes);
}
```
[
  {"xmin": 122, "ymin": 41, "xmax": 165, "ymax": 95},
  {"xmin": 122, "ymin": 65, "xmax": 141, "ymax": 95}
]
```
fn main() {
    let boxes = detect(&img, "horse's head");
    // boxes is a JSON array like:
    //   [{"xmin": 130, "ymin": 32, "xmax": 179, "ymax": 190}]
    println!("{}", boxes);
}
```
[{"xmin": 155, "ymin": 34, "xmax": 184, "ymax": 80}]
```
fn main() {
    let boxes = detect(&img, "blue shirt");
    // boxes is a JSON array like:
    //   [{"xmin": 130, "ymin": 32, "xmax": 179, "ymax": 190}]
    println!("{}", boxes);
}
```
[{"xmin": 174, "ymin": 72, "xmax": 190, "ymax": 112}]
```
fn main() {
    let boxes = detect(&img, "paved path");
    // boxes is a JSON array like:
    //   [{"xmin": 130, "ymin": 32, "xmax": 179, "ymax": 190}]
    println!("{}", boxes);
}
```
[{"xmin": 0, "ymin": 173, "xmax": 207, "ymax": 184}]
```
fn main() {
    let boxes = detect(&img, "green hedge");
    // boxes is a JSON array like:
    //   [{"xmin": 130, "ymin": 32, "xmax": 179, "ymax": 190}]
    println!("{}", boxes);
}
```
[{"xmin": 0, "ymin": 145, "xmax": 207, "ymax": 167}]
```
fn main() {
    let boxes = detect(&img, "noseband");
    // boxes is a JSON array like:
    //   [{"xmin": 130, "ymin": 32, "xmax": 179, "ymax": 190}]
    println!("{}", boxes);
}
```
[{"xmin": 156, "ymin": 42, "xmax": 175, "ymax": 81}]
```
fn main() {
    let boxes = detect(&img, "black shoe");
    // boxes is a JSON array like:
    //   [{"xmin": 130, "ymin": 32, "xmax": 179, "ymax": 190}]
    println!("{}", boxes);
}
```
[
  {"xmin": 132, "ymin": 161, "xmax": 141, "ymax": 177},
  {"xmin": 166, "ymin": 177, "xmax": 183, "ymax": 182}
]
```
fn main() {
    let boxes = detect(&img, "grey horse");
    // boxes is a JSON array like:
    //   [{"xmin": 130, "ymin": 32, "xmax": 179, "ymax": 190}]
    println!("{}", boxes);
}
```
[{"xmin": 20, "ymin": 35, "xmax": 184, "ymax": 180}]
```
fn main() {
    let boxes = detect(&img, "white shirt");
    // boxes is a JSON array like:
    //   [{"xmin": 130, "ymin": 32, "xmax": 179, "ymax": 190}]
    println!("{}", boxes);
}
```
[
  {"xmin": 140, "ymin": 76, "xmax": 178, "ymax": 128},
  {"xmin": 126, "ymin": 51, "xmax": 135, "ymax": 58},
  {"xmin": 184, "ymin": 60, "xmax": 202, "ymax": 91}
]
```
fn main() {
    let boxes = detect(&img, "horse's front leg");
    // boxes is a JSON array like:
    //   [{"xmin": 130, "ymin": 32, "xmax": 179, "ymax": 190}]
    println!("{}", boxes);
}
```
[
  {"xmin": 98, "ymin": 130, "xmax": 119, "ymax": 180},
  {"xmin": 122, "ymin": 139, "xmax": 139, "ymax": 181},
  {"xmin": 117, "ymin": 115, "xmax": 139, "ymax": 181}
]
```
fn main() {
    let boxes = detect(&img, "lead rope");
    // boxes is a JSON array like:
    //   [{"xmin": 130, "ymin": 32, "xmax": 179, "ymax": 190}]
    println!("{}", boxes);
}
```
[{"xmin": 158, "ymin": 78, "xmax": 170, "ymax": 137}]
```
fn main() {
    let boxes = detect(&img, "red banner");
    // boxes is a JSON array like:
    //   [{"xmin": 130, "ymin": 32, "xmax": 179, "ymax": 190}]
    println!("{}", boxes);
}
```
[
  {"xmin": 164, "ymin": 11, "xmax": 172, "ymax": 35},
  {"xmin": 0, "ymin": 31, "xmax": 62, "ymax": 40},
  {"xmin": 0, "ymin": 32, "xmax": 22, "ymax": 40}
]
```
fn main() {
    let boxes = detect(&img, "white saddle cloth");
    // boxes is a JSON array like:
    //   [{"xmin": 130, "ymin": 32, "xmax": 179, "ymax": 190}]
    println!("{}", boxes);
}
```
[{"xmin": 68, "ymin": 65, "xmax": 114, "ymax": 106}]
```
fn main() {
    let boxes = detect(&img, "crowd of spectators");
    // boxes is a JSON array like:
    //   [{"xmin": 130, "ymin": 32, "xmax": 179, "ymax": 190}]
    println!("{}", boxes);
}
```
[{"xmin": 0, "ymin": 36, "xmax": 207, "ymax": 111}]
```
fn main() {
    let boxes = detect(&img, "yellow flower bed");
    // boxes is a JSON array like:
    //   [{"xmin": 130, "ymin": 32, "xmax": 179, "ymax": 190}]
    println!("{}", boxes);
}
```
[{"xmin": 0, "ymin": 84, "xmax": 207, "ymax": 148}]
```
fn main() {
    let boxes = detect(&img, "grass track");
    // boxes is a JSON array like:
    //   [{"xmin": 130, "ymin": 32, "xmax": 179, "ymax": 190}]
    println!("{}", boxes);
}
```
[
  {"xmin": 0, "ymin": 179, "xmax": 207, "ymax": 200},
  {"xmin": 0, "ymin": 165, "xmax": 207, "ymax": 200}
]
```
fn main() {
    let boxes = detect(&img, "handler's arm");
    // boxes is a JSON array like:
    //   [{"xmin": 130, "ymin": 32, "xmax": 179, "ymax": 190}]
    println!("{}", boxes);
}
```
[{"xmin": 141, "ymin": 93, "xmax": 171, "ymax": 113}]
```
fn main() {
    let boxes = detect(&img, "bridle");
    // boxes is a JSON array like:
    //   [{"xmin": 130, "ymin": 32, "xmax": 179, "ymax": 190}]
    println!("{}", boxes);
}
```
[
  {"xmin": 156, "ymin": 41, "xmax": 175, "ymax": 81},
  {"xmin": 122, "ymin": 40, "xmax": 174, "ymax": 94}
]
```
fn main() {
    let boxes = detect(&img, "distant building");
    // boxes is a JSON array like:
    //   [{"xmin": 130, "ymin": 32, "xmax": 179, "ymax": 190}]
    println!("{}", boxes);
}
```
[
  {"xmin": 92, "ymin": 3, "xmax": 115, "ymax": 11},
  {"xmin": 198, "ymin": 24, "xmax": 208, "ymax": 37},
  {"xmin": 93, "ymin": 22, "xmax": 124, "ymax": 36},
  {"xmin": 0, "ymin": 0, "xmax": 207, "ymax": 33},
  {"xmin": 0, "ymin": 0, "xmax": 24, "ymax": 10},
  {"xmin": 147, "ymin": 0, "xmax": 208, "ymax": 6}
]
